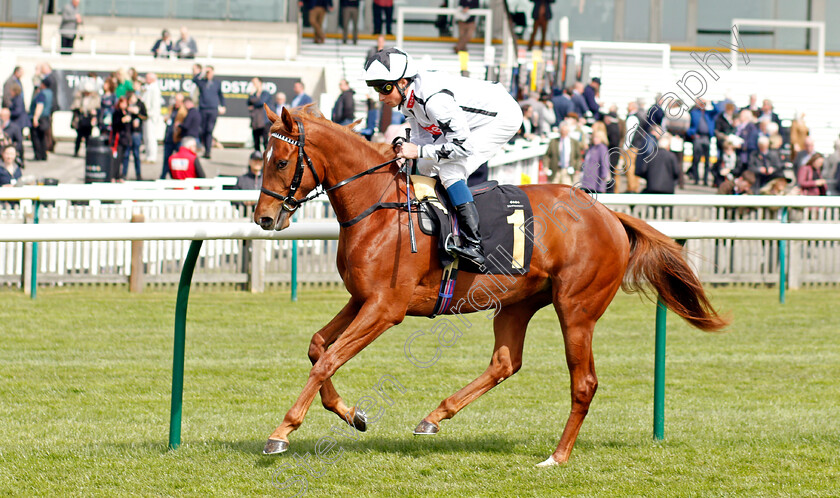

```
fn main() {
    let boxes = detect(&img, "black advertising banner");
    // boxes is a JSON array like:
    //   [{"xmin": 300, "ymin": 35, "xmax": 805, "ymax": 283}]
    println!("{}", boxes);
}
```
[{"xmin": 52, "ymin": 69, "xmax": 299, "ymax": 118}]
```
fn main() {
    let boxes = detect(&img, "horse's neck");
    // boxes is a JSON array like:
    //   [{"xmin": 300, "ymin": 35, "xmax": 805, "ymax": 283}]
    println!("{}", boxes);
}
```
[{"xmin": 323, "ymin": 141, "xmax": 401, "ymax": 224}]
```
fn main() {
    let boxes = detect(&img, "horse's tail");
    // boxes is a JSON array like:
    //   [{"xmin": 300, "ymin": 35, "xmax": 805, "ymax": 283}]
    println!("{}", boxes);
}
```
[{"xmin": 614, "ymin": 211, "xmax": 729, "ymax": 332}]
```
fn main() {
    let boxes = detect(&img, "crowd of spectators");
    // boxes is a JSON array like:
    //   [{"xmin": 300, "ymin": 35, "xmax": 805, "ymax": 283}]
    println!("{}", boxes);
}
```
[{"xmin": 511, "ymin": 75, "xmax": 838, "ymax": 198}]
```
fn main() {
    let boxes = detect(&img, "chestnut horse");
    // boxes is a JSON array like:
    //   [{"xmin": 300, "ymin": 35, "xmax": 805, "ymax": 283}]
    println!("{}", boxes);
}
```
[{"xmin": 253, "ymin": 106, "xmax": 727, "ymax": 466}]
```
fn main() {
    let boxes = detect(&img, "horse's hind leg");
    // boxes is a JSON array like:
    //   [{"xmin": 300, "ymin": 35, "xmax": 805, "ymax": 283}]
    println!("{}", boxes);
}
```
[
  {"xmin": 539, "ymin": 280, "xmax": 619, "ymax": 466},
  {"xmin": 414, "ymin": 298, "xmax": 547, "ymax": 435},
  {"xmin": 307, "ymin": 300, "xmax": 367, "ymax": 430}
]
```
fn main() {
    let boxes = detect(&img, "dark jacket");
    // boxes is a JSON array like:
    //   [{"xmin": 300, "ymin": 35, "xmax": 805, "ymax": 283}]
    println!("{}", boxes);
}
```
[
  {"xmin": 151, "ymin": 38, "xmax": 174, "ymax": 58},
  {"xmin": 636, "ymin": 150, "xmax": 681, "ymax": 194},
  {"xmin": 332, "ymin": 89, "xmax": 356, "ymax": 124},
  {"xmin": 248, "ymin": 90, "xmax": 272, "ymax": 129},
  {"xmin": 570, "ymin": 92, "xmax": 588, "ymax": 117},
  {"xmin": 583, "ymin": 85, "xmax": 600, "ymax": 119},
  {"xmin": 110, "ymin": 108, "xmax": 134, "ymax": 147},
  {"xmin": 551, "ymin": 93, "xmax": 572, "ymax": 123},
  {"xmin": 531, "ymin": 0, "xmax": 553, "ymax": 20},
  {"xmin": 192, "ymin": 75, "xmax": 226, "ymax": 110},
  {"xmin": 179, "ymin": 107, "xmax": 202, "ymax": 139},
  {"xmin": 714, "ymin": 112, "xmax": 735, "ymax": 146},
  {"xmin": 687, "ymin": 107, "xmax": 715, "ymax": 138},
  {"xmin": 307, "ymin": 0, "xmax": 333, "ymax": 8},
  {"xmin": 2, "ymin": 121, "xmax": 24, "ymax": 156},
  {"xmin": 0, "ymin": 164, "xmax": 22, "ymax": 186},
  {"xmin": 234, "ymin": 171, "xmax": 262, "ymax": 190}
]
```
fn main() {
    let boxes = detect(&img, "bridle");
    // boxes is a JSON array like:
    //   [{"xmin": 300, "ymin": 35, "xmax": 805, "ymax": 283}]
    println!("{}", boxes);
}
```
[{"xmin": 259, "ymin": 117, "xmax": 403, "ymax": 226}]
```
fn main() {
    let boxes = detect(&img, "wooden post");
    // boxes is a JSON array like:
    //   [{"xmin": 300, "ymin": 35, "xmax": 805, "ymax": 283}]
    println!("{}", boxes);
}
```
[
  {"xmin": 129, "ymin": 213, "xmax": 145, "ymax": 293},
  {"xmin": 249, "ymin": 239, "xmax": 266, "ymax": 293},
  {"xmin": 788, "ymin": 240, "xmax": 803, "ymax": 290}
]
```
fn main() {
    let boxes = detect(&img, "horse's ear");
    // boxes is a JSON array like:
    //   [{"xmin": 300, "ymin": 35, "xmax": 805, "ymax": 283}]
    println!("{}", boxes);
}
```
[
  {"xmin": 264, "ymin": 103, "xmax": 278, "ymax": 124},
  {"xmin": 345, "ymin": 118, "xmax": 363, "ymax": 129},
  {"xmin": 280, "ymin": 106, "xmax": 295, "ymax": 132}
]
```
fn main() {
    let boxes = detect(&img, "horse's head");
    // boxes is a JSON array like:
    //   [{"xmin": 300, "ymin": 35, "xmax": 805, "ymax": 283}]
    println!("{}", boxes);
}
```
[{"xmin": 254, "ymin": 105, "xmax": 325, "ymax": 231}]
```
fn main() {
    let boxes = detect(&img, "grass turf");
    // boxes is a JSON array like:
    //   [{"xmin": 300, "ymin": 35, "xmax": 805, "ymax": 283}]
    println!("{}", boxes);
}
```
[{"xmin": 0, "ymin": 286, "xmax": 838, "ymax": 496}]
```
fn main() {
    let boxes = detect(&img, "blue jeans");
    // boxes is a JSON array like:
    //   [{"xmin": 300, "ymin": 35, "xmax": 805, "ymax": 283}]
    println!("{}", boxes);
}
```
[{"xmin": 122, "ymin": 133, "xmax": 143, "ymax": 180}]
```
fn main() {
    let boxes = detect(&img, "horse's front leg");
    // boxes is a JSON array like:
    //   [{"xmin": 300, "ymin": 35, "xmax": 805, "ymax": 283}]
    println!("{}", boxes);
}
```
[
  {"xmin": 264, "ymin": 299, "xmax": 405, "ymax": 454},
  {"xmin": 308, "ymin": 300, "xmax": 367, "ymax": 430}
]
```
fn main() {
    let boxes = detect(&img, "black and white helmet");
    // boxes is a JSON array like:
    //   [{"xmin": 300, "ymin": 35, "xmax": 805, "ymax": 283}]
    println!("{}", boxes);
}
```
[{"xmin": 364, "ymin": 48, "xmax": 418, "ymax": 87}]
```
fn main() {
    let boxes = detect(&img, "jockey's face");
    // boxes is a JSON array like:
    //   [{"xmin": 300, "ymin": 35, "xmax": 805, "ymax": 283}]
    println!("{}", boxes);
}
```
[{"xmin": 378, "ymin": 78, "xmax": 407, "ymax": 108}]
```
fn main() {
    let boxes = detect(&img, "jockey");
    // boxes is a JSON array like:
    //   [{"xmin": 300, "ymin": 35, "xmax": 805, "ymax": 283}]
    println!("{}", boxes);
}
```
[{"xmin": 363, "ymin": 48, "xmax": 523, "ymax": 266}]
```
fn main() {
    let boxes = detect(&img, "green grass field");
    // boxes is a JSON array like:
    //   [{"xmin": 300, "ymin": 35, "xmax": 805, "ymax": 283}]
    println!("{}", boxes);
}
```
[{"xmin": 1, "ymin": 286, "xmax": 838, "ymax": 497}]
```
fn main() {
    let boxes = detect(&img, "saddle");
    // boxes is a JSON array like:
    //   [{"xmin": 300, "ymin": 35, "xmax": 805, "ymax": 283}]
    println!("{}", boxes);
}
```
[{"xmin": 410, "ymin": 175, "xmax": 535, "ymax": 316}]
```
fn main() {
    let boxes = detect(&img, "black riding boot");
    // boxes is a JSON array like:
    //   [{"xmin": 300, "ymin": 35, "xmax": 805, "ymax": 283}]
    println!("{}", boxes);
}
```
[{"xmin": 450, "ymin": 202, "xmax": 485, "ymax": 265}]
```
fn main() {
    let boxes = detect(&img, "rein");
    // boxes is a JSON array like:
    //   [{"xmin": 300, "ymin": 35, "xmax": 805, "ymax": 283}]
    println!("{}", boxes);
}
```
[{"xmin": 260, "ymin": 118, "xmax": 406, "ymax": 227}]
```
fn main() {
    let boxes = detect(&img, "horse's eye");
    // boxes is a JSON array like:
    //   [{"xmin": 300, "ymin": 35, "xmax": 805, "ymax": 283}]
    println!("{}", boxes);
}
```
[{"xmin": 277, "ymin": 159, "xmax": 289, "ymax": 170}]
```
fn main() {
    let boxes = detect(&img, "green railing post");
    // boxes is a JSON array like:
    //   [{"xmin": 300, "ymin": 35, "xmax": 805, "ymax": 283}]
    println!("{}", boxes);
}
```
[
  {"xmin": 291, "ymin": 239, "xmax": 298, "ymax": 302},
  {"xmin": 779, "ymin": 207, "xmax": 789, "ymax": 304},
  {"xmin": 169, "ymin": 239, "xmax": 203, "ymax": 450},
  {"xmin": 291, "ymin": 212, "xmax": 298, "ymax": 302},
  {"xmin": 653, "ymin": 298, "xmax": 667, "ymax": 441},
  {"xmin": 30, "ymin": 201, "xmax": 40, "ymax": 299}
]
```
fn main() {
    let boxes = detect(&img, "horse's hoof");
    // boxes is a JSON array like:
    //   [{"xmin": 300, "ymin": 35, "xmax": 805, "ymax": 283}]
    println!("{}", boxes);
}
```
[
  {"xmin": 263, "ymin": 439, "xmax": 289, "ymax": 455},
  {"xmin": 536, "ymin": 455, "xmax": 560, "ymax": 467},
  {"xmin": 353, "ymin": 409, "xmax": 367, "ymax": 432},
  {"xmin": 413, "ymin": 420, "xmax": 439, "ymax": 435}
]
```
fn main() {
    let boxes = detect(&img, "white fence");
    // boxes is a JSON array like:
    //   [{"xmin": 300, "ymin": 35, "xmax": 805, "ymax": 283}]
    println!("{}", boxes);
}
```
[{"xmin": 2, "ymin": 189, "xmax": 840, "ymax": 290}]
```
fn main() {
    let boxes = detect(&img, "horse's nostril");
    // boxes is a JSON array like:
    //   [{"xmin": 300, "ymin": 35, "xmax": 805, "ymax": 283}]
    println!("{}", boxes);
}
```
[{"xmin": 259, "ymin": 217, "xmax": 274, "ymax": 229}]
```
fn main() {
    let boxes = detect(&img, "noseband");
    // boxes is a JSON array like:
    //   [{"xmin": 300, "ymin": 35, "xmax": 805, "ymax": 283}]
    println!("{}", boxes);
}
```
[{"xmin": 260, "ymin": 118, "xmax": 324, "ymax": 212}]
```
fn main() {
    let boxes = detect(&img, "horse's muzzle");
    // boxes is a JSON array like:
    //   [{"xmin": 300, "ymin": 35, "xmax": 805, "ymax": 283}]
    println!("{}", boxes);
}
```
[{"xmin": 255, "ymin": 210, "xmax": 292, "ymax": 231}]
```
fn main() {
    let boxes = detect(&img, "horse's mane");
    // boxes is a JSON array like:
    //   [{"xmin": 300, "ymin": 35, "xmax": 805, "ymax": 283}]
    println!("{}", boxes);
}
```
[{"xmin": 270, "ymin": 104, "xmax": 393, "ymax": 160}]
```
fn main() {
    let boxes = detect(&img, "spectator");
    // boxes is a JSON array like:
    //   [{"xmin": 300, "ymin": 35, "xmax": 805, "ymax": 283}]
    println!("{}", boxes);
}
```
[
  {"xmin": 59, "ymin": 0, "xmax": 82, "ymax": 55},
  {"xmin": 517, "ymin": 105, "xmax": 536, "ymax": 140},
  {"xmin": 789, "ymin": 112, "xmax": 808, "ymax": 165},
  {"xmin": 758, "ymin": 99, "xmax": 781, "ymax": 130},
  {"xmin": 623, "ymin": 101, "xmax": 645, "ymax": 193},
  {"xmin": 331, "ymin": 79, "xmax": 355, "ymax": 125},
  {"xmin": 161, "ymin": 93, "xmax": 186, "ymax": 179},
  {"xmin": 174, "ymin": 26, "xmax": 198, "ymax": 59},
  {"xmin": 2, "ymin": 67, "xmax": 23, "ymax": 109},
  {"xmin": 714, "ymin": 102, "xmax": 736, "ymax": 170},
  {"xmin": 142, "ymin": 73, "xmax": 163, "ymax": 163},
  {"xmin": 580, "ymin": 130, "xmax": 610, "ymax": 193},
  {"xmin": 70, "ymin": 80, "xmax": 100, "ymax": 158},
  {"xmin": 128, "ymin": 68, "xmax": 144, "ymax": 98},
  {"xmin": 115, "ymin": 68, "xmax": 133, "ymax": 98},
  {"xmin": 273, "ymin": 91, "xmax": 287, "ymax": 114},
  {"xmin": 169, "ymin": 136, "xmax": 206, "ymax": 180},
  {"xmin": 151, "ymin": 29, "xmax": 174, "ymax": 58},
  {"xmin": 740, "ymin": 94, "xmax": 759, "ymax": 117},
  {"xmin": 662, "ymin": 98, "xmax": 689, "ymax": 168},
  {"xmin": 366, "ymin": 34, "xmax": 387, "ymax": 60},
  {"xmin": 748, "ymin": 136, "xmax": 782, "ymax": 192},
  {"xmin": 290, "ymin": 81, "xmax": 313, "ymax": 108},
  {"xmin": 434, "ymin": 1, "xmax": 453, "ymax": 37},
  {"xmin": 125, "ymin": 92, "xmax": 147, "ymax": 180},
  {"xmin": 304, "ymin": 0, "xmax": 333, "ymax": 44},
  {"xmin": 0, "ymin": 146, "xmax": 21, "ymax": 187},
  {"xmin": 0, "ymin": 108, "xmax": 24, "ymax": 166},
  {"xmin": 636, "ymin": 134, "xmax": 681, "ymax": 194},
  {"xmin": 570, "ymin": 82, "xmax": 588, "ymax": 118},
  {"xmin": 793, "ymin": 136, "xmax": 815, "ymax": 179},
  {"xmin": 372, "ymin": 0, "xmax": 394, "ymax": 36},
  {"xmin": 234, "ymin": 150, "xmax": 264, "ymax": 191},
  {"xmin": 340, "ymin": 0, "xmax": 359, "ymax": 45},
  {"xmin": 796, "ymin": 153, "xmax": 827, "ymax": 196},
  {"xmin": 759, "ymin": 176, "xmax": 790, "ymax": 196},
  {"xmin": 178, "ymin": 97, "xmax": 201, "ymax": 142},
  {"xmin": 686, "ymin": 98, "xmax": 714, "ymax": 185},
  {"xmin": 715, "ymin": 140, "xmax": 743, "ymax": 187},
  {"xmin": 551, "ymin": 87, "xmax": 573, "ymax": 124},
  {"xmin": 29, "ymin": 78, "xmax": 53, "ymax": 161},
  {"xmin": 552, "ymin": 121, "xmax": 582, "ymax": 185},
  {"xmin": 454, "ymin": 0, "xmax": 478, "ymax": 53},
  {"xmin": 583, "ymin": 77, "xmax": 601, "ymax": 120},
  {"xmin": 37, "ymin": 64, "xmax": 58, "ymax": 153},
  {"xmin": 824, "ymin": 137, "xmax": 840, "ymax": 196},
  {"xmin": 718, "ymin": 170, "xmax": 756, "ymax": 195},
  {"xmin": 192, "ymin": 65, "xmax": 226, "ymax": 159},
  {"xmin": 735, "ymin": 108, "xmax": 759, "ymax": 166},
  {"xmin": 646, "ymin": 95, "xmax": 664, "ymax": 128},
  {"xmin": 248, "ymin": 77, "xmax": 272, "ymax": 152},
  {"xmin": 109, "ymin": 96, "xmax": 133, "ymax": 182},
  {"xmin": 99, "ymin": 76, "xmax": 117, "ymax": 136},
  {"xmin": 527, "ymin": 0, "xmax": 552, "ymax": 51}
]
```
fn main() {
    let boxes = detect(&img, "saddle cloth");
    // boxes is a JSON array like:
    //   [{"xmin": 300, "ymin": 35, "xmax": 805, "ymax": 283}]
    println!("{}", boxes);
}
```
[{"xmin": 411, "ymin": 175, "xmax": 534, "ymax": 275}]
